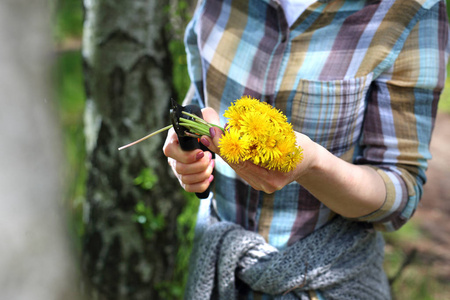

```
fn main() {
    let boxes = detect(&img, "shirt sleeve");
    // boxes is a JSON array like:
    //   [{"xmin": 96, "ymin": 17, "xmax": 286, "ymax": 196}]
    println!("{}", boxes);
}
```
[
  {"xmin": 184, "ymin": 1, "xmax": 205, "ymax": 108},
  {"xmin": 354, "ymin": 1, "xmax": 450, "ymax": 231}
]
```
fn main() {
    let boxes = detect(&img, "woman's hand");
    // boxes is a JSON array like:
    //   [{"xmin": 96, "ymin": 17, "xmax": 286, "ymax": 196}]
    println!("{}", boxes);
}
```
[
  {"xmin": 201, "ymin": 127, "xmax": 318, "ymax": 194},
  {"xmin": 162, "ymin": 107, "xmax": 219, "ymax": 194}
]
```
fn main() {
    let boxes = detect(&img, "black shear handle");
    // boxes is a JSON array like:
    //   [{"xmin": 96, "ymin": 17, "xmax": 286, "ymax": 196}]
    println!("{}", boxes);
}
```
[
  {"xmin": 170, "ymin": 100, "xmax": 213, "ymax": 199},
  {"xmin": 182, "ymin": 140, "xmax": 211, "ymax": 199}
]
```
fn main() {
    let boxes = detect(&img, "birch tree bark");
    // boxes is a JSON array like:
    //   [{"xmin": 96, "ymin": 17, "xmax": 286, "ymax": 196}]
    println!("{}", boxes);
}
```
[{"xmin": 82, "ymin": 1, "xmax": 185, "ymax": 299}]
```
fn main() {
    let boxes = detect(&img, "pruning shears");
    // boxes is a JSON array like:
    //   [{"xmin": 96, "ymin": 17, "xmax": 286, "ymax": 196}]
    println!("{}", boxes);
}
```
[
  {"xmin": 170, "ymin": 98, "xmax": 213, "ymax": 199},
  {"xmin": 118, "ymin": 99, "xmax": 213, "ymax": 199}
]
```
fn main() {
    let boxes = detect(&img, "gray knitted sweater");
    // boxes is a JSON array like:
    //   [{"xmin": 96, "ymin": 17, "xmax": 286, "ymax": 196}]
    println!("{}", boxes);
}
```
[{"xmin": 185, "ymin": 215, "xmax": 390, "ymax": 299}]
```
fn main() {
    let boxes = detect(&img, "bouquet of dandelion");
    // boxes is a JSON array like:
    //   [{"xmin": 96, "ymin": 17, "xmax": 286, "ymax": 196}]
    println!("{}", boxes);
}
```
[
  {"xmin": 219, "ymin": 96, "xmax": 302, "ymax": 172},
  {"xmin": 119, "ymin": 96, "xmax": 303, "ymax": 172}
]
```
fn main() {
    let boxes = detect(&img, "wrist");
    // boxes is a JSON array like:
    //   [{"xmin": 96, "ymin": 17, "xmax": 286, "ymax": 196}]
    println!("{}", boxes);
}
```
[{"xmin": 293, "ymin": 133, "xmax": 325, "ymax": 183}]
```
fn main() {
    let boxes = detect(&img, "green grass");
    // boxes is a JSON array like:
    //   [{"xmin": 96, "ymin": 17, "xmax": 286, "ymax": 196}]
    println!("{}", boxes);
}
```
[
  {"xmin": 383, "ymin": 221, "xmax": 450, "ymax": 300},
  {"xmin": 384, "ymin": 220, "xmax": 427, "ymax": 245},
  {"xmin": 384, "ymin": 244, "xmax": 448, "ymax": 300},
  {"xmin": 438, "ymin": 63, "xmax": 450, "ymax": 113}
]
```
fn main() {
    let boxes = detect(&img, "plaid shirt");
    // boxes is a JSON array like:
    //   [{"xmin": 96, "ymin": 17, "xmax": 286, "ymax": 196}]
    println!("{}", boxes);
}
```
[{"xmin": 185, "ymin": 0, "xmax": 449, "ymax": 250}]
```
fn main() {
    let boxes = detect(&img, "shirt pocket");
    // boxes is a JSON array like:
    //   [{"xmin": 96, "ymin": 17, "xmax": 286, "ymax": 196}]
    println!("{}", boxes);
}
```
[{"xmin": 290, "ymin": 73, "xmax": 373, "ymax": 158}]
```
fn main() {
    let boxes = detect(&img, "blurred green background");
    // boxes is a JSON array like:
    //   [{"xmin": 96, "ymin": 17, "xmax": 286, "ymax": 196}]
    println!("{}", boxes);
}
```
[{"xmin": 51, "ymin": 0, "xmax": 450, "ymax": 299}]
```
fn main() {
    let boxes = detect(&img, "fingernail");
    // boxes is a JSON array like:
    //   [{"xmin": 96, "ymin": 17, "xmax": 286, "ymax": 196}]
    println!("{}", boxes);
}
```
[
  {"xmin": 201, "ymin": 137, "xmax": 210, "ymax": 147},
  {"xmin": 196, "ymin": 151, "xmax": 204, "ymax": 160},
  {"xmin": 208, "ymin": 175, "xmax": 214, "ymax": 183},
  {"xmin": 209, "ymin": 127, "xmax": 215, "ymax": 138}
]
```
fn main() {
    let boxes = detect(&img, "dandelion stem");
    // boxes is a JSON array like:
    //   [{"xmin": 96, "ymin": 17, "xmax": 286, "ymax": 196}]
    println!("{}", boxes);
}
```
[
  {"xmin": 118, "ymin": 111, "xmax": 223, "ymax": 151},
  {"xmin": 179, "ymin": 118, "xmax": 211, "ymax": 136},
  {"xmin": 181, "ymin": 111, "xmax": 224, "ymax": 132},
  {"xmin": 118, "ymin": 124, "xmax": 173, "ymax": 151},
  {"xmin": 181, "ymin": 111, "xmax": 210, "ymax": 126},
  {"xmin": 184, "ymin": 131, "xmax": 202, "ymax": 138}
]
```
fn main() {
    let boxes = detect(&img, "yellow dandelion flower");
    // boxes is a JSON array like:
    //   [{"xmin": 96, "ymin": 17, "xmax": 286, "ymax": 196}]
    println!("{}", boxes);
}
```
[
  {"xmin": 220, "ymin": 95, "xmax": 304, "ymax": 172},
  {"xmin": 265, "ymin": 135, "xmax": 277, "ymax": 149},
  {"xmin": 274, "ymin": 136, "xmax": 295, "ymax": 156},
  {"xmin": 219, "ymin": 128, "xmax": 250, "ymax": 164},
  {"xmin": 232, "ymin": 95, "xmax": 260, "ymax": 112},
  {"xmin": 249, "ymin": 145, "xmax": 264, "ymax": 166},
  {"xmin": 258, "ymin": 102, "xmax": 288, "ymax": 125},
  {"xmin": 279, "ymin": 121, "xmax": 295, "ymax": 137},
  {"xmin": 239, "ymin": 110, "xmax": 270, "ymax": 142},
  {"xmin": 223, "ymin": 106, "xmax": 243, "ymax": 128},
  {"xmin": 280, "ymin": 147, "xmax": 303, "ymax": 172},
  {"xmin": 258, "ymin": 134, "xmax": 282, "ymax": 163},
  {"xmin": 224, "ymin": 96, "xmax": 260, "ymax": 127}
]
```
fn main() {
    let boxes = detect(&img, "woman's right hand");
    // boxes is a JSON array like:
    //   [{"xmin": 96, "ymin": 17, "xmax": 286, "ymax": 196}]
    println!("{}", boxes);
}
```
[{"xmin": 163, "ymin": 127, "xmax": 214, "ymax": 193}]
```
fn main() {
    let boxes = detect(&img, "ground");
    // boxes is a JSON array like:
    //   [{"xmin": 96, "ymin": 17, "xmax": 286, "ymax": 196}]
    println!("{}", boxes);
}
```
[{"xmin": 414, "ymin": 111, "xmax": 450, "ymax": 278}]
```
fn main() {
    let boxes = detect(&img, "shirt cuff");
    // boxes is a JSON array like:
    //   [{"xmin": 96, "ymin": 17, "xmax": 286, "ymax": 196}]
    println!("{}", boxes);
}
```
[{"xmin": 353, "ymin": 167, "xmax": 410, "ymax": 231}]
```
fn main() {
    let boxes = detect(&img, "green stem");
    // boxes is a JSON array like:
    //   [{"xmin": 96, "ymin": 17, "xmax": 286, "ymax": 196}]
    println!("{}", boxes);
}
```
[
  {"xmin": 179, "ymin": 118, "xmax": 210, "ymax": 136},
  {"xmin": 118, "ymin": 112, "xmax": 224, "ymax": 151},
  {"xmin": 118, "ymin": 124, "xmax": 173, "ymax": 151},
  {"xmin": 181, "ymin": 111, "xmax": 210, "ymax": 126},
  {"xmin": 181, "ymin": 111, "xmax": 224, "ymax": 132}
]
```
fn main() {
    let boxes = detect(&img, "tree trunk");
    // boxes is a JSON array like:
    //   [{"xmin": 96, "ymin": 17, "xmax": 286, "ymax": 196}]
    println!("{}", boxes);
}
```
[{"xmin": 82, "ymin": 1, "xmax": 185, "ymax": 299}]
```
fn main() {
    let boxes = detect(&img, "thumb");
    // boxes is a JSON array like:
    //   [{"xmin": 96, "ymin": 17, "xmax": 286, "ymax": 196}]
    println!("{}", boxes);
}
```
[
  {"xmin": 201, "ymin": 107, "xmax": 220, "ymax": 124},
  {"xmin": 200, "ymin": 126, "xmax": 222, "ymax": 154},
  {"xmin": 200, "ymin": 107, "xmax": 222, "ymax": 153}
]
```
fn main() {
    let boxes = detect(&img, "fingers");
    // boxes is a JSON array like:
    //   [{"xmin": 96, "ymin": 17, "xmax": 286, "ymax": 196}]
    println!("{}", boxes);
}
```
[
  {"xmin": 199, "ymin": 107, "xmax": 222, "ymax": 154},
  {"xmin": 178, "ymin": 157, "xmax": 214, "ymax": 186},
  {"xmin": 200, "ymin": 126, "xmax": 222, "ymax": 154},
  {"xmin": 171, "ymin": 151, "xmax": 214, "ymax": 177},
  {"xmin": 202, "ymin": 107, "xmax": 220, "ymax": 124},
  {"xmin": 168, "ymin": 153, "xmax": 214, "ymax": 193},
  {"xmin": 180, "ymin": 175, "xmax": 214, "ymax": 193},
  {"xmin": 163, "ymin": 128, "xmax": 215, "ymax": 193},
  {"xmin": 227, "ymin": 160, "xmax": 289, "ymax": 194},
  {"xmin": 163, "ymin": 128, "xmax": 203, "ymax": 164}
]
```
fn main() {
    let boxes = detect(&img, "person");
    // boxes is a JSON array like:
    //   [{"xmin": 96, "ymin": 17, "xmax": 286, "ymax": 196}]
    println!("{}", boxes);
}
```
[{"xmin": 163, "ymin": 0, "xmax": 449, "ymax": 299}]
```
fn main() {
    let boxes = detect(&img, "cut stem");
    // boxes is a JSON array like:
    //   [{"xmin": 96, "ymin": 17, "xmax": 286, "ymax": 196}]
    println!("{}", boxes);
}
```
[
  {"xmin": 184, "ymin": 131, "xmax": 202, "ymax": 138},
  {"xmin": 179, "ymin": 117, "xmax": 211, "ymax": 136},
  {"xmin": 118, "ymin": 124, "xmax": 173, "ymax": 151},
  {"xmin": 181, "ymin": 111, "xmax": 225, "ymax": 132},
  {"xmin": 181, "ymin": 111, "xmax": 211, "ymax": 126}
]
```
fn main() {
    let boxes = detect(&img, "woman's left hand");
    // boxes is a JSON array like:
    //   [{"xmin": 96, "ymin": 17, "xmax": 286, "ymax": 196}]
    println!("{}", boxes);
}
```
[{"xmin": 201, "ymin": 122, "xmax": 318, "ymax": 194}]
